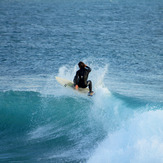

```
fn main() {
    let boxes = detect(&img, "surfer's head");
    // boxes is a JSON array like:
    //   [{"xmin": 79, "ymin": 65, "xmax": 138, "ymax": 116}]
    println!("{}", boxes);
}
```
[{"xmin": 78, "ymin": 61, "xmax": 85, "ymax": 69}]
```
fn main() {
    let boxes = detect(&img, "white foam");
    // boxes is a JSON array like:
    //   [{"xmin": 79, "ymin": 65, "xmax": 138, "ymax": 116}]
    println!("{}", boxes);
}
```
[
  {"xmin": 58, "ymin": 65, "xmax": 78, "ymax": 81},
  {"xmin": 88, "ymin": 110, "xmax": 163, "ymax": 163},
  {"xmin": 28, "ymin": 123, "xmax": 64, "ymax": 141},
  {"xmin": 28, "ymin": 124, "xmax": 54, "ymax": 140}
]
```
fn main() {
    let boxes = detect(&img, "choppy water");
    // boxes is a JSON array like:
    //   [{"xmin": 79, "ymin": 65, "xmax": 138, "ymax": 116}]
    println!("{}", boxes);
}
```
[{"xmin": 0, "ymin": 0, "xmax": 163, "ymax": 162}]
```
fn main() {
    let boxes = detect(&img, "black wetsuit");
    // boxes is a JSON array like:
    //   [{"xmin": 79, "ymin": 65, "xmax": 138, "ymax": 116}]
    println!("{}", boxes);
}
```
[{"xmin": 73, "ymin": 66, "xmax": 92, "ymax": 92}]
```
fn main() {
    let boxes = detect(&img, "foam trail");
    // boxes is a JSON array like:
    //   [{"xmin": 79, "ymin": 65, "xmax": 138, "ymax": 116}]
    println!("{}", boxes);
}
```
[{"xmin": 88, "ymin": 110, "xmax": 163, "ymax": 163}]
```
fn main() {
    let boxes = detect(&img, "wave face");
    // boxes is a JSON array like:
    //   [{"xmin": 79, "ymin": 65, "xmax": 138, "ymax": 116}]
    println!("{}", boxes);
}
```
[{"xmin": 0, "ymin": 91, "xmax": 97, "ymax": 162}]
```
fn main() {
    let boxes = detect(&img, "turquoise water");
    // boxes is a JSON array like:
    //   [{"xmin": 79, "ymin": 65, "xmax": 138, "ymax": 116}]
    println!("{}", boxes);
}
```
[{"xmin": 0, "ymin": 0, "xmax": 163, "ymax": 162}]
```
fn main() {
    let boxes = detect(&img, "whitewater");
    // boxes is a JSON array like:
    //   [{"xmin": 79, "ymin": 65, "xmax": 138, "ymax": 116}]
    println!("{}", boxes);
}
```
[{"xmin": 0, "ymin": 0, "xmax": 163, "ymax": 162}]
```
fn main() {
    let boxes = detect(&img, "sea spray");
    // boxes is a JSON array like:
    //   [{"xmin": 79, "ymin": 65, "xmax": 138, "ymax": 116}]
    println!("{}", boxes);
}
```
[
  {"xmin": 88, "ymin": 110, "xmax": 163, "ymax": 163},
  {"xmin": 57, "ymin": 62, "xmax": 109, "ymax": 93}
]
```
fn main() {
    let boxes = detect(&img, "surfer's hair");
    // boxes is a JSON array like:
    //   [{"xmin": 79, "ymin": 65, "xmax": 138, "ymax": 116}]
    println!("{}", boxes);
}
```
[{"xmin": 78, "ymin": 61, "xmax": 85, "ymax": 69}]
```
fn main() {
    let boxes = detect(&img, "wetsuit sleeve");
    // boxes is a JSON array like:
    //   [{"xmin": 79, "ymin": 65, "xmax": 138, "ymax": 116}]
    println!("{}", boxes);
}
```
[
  {"xmin": 73, "ymin": 71, "xmax": 79, "ymax": 85},
  {"xmin": 85, "ymin": 66, "xmax": 91, "ymax": 73}
]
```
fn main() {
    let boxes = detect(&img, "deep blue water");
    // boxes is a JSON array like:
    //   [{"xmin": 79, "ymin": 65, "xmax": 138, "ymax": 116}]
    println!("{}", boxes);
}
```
[{"xmin": 0, "ymin": 0, "xmax": 163, "ymax": 162}]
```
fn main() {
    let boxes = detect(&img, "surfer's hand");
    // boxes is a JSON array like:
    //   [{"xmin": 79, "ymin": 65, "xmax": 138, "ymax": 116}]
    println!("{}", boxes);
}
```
[{"xmin": 75, "ymin": 85, "xmax": 78, "ymax": 90}]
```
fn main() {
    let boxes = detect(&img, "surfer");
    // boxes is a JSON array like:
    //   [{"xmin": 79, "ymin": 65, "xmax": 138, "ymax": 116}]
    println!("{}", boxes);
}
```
[{"xmin": 73, "ymin": 61, "xmax": 94, "ymax": 96}]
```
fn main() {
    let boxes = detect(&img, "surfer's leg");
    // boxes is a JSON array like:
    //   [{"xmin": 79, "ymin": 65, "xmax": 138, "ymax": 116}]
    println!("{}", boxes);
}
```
[{"xmin": 87, "ymin": 80, "xmax": 92, "ymax": 92}]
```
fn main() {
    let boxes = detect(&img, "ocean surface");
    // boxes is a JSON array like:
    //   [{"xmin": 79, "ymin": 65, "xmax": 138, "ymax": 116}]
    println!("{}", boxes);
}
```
[{"xmin": 0, "ymin": 0, "xmax": 163, "ymax": 162}]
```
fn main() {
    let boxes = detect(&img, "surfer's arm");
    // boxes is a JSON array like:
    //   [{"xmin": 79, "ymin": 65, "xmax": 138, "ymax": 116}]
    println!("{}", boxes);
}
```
[
  {"xmin": 73, "ymin": 72, "xmax": 79, "ymax": 90},
  {"xmin": 85, "ymin": 66, "xmax": 91, "ymax": 72},
  {"xmin": 73, "ymin": 71, "xmax": 79, "ymax": 86}
]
